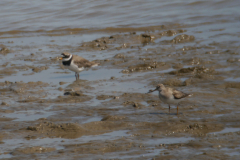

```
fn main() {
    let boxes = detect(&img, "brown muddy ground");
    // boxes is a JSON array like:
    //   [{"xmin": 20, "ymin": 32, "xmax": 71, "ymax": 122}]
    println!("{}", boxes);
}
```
[{"xmin": 0, "ymin": 23, "xmax": 240, "ymax": 160}]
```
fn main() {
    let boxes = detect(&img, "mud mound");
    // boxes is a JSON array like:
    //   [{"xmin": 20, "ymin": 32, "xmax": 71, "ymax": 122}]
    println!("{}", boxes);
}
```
[
  {"xmin": 161, "ymin": 34, "xmax": 195, "ymax": 44},
  {"xmin": 27, "ymin": 122, "xmax": 86, "ymax": 139},
  {"xmin": 12, "ymin": 146, "xmax": 56, "ymax": 155},
  {"xmin": 96, "ymin": 95, "xmax": 114, "ymax": 100},
  {"xmin": 0, "ymin": 68, "xmax": 17, "ymax": 76},
  {"xmin": 222, "ymin": 82, "xmax": 240, "ymax": 89},
  {"xmin": 48, "ymin": 92, "xmax": 92, "ymax": 103},
  {"xmin": 171, "ymin": 34, "xmax": 195, "ymax": 43},
  {"xmin": 122, "ymin": 62, "xmax": 163, "ymax": 73},
  {"xmin": 162, "ymin": 78, "xmax": 184, "ymax": 87},
  {"xmin": 101, "ymin": 115, "xmax": 126, "ymax": 121},
  {"xmin": 83, "ymin": 121, "xmax": 130, "ymax": 132},
  {"xmin": 64, "ymin": 91, "xmax": 86, "ymax": 96},
  {"xmin": 0, "ymin": 45, "xmax": 10, "ymax": 54},
  {"xmin": 169, "ymin": 66, "xmax": 216, "ymax": 80},
  {"xmin": 134, "ymin": 121, "xmax": 224, "ymax": 137},
  {"xmin": 185, "ymin": 123, "xmax": 224, "ymax": 136}
]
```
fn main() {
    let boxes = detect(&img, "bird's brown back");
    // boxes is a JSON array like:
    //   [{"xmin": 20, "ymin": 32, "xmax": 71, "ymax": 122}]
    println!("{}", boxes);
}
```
[
  {"xmin": 172, "ymin": 89, "xmax": 190, "ymax": 99},
  {"xmin": 72, "ymin": 55, "xmax": 98, "ymax": 68}
]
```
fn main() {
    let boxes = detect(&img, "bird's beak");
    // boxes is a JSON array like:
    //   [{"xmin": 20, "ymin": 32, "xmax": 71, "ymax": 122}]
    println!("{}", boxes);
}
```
[
  {"xmin": 147, "ymin": 88, "xmax": 157, "ymax": 93},
  {"xmin": 59, "ymin": 57, "xmax": 63, "ymax": 60}
]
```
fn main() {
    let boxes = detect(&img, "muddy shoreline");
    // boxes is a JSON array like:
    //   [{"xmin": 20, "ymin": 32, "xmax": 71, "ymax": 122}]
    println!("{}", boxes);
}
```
[{"xmin": 0, "ymin": 22, "xmax": 240, "ymax": 159}]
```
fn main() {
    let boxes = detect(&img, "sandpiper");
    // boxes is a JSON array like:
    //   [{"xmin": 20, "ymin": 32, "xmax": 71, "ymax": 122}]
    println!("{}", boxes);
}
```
[
  {"xmin": 60, "ymin": 52, "xmax": 99, "ymax": 80},
  {"xmin": 148, "ymin": 84, "xmax": 192, "ymax": 115}
]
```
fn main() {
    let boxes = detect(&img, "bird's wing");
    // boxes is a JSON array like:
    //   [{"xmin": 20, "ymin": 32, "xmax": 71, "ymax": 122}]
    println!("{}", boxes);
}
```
[
  {"xmin": 72, "ymin": 55, "xmax": 97, "ymax": 68},
  {"xmin": 173, "ymin": 89, "xmax": 190, "ymax": 99}
]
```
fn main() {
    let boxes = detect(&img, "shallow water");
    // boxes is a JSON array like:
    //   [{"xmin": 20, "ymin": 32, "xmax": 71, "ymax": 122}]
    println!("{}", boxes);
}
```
[
  {"xmin": 0, "ymin": 130, "xmax": 129, "ymax": 159},
  {"xmin": 210, "ymin": 127, "xmax": 240, "ymax": 135},
  {"xmin": 1, "ymin": 0, "xmax": 240, "ymax": 31}
]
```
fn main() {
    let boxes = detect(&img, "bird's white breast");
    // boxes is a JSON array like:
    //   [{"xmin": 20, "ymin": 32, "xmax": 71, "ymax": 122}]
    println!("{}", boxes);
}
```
[
  {"xmin": 64, "ymin": 61, "xmax": 84, "ymax": 73},
  {"xmin": 159, "ymin": 92, "xmax": 182, "ymax": 105}
]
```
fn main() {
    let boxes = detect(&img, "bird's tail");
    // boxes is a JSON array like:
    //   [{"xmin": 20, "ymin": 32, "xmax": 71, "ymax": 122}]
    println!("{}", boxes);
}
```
[
  {"xmin": 188, "ymin": 94, "xmax": 193, "ymax": 97},
  {"xmin": 91, "ymin": 61, "xmax": 99, "ymax": 67}
]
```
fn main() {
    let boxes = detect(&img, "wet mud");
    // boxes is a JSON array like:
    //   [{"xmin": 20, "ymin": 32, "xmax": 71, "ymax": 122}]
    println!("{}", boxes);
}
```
[{"xmin": 1, "ymin": 17, "xmax": 240, "ymax": 160}]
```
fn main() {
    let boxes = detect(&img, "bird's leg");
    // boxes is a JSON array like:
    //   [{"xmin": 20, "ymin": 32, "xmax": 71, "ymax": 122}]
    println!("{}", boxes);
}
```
[
  {"xmin": 177, "ymin": 105, "xmax": 179, "ymax": 115},
  {"xmin": 77, "ymin": 73, "xmax": 79, "ymax": 79},
  {"xmin": 75, "ymin": 73, "xmax": 77, "ymax": 81},
  {"xmin": 169, "ymin": 104, "xmax": 171, "ymax": 114}
]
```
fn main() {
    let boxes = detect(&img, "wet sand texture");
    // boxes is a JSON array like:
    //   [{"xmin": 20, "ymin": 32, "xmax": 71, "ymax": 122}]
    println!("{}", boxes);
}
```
[{"xmin": 1, "ymin": 0, "xmax": 240, "ymax": 159}]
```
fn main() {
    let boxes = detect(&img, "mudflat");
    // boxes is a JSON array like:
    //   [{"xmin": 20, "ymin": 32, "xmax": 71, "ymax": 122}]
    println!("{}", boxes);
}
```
[{"xmin": 1, "ymin": 0, "xmax": 240, "ymax": 159}]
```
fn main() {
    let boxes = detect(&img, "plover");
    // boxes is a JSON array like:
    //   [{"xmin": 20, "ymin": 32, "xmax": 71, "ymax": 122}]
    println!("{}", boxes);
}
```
[
  {"xmin": 60, "ymin": 52, "xmax": 98, "ymax": 80},
  {"xmin": 148, "ymin": 84, "xmax": 192, "ymax": 115}
]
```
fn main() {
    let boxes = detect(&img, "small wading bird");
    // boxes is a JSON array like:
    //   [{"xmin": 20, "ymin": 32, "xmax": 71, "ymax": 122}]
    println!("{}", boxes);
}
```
[
  {"xmin": 148, "ymin": 84, "xmax": 192, "ymax": 115},
  {"xmin": 59, "ymin": 52, "xmax": 99, "ymax": 80}
]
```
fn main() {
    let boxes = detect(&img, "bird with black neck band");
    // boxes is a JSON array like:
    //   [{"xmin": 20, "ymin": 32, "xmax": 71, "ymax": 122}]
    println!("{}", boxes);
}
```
[{"xmin": 59, "ymin": 52, "xmax": 99, "ymax": 80}]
